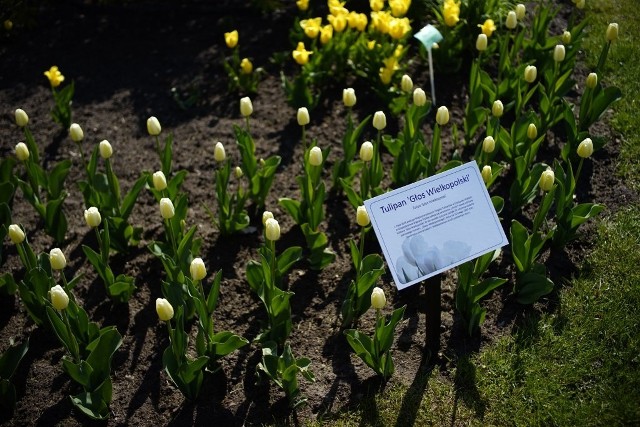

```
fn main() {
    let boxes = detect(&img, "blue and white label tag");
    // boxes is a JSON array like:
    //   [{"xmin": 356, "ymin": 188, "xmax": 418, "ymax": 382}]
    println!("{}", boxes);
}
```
[{"xmin": 364, "ymin": 161, "xmax": 508, "ymax": 290}]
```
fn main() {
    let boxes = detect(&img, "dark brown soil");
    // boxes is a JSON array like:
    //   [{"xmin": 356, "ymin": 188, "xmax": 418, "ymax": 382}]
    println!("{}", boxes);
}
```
[{"xmin": 0, "ymin": 1, "xmax": 635, "ymax": 426}]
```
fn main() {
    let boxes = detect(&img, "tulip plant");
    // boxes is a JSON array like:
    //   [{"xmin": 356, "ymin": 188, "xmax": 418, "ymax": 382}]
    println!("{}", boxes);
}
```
[
  {"xmin": 340, "ymin": 206, "xmax": 385, "ymax": 328},
  {"xmin": 12, "ymin": 113, "xmax": 71, "ymax": 243},
  {"xmin": 81, "ymin": 207, "xmax": 137, "ymax": 302},
  {"xmin": 344, "ymin": 287, "xmax": 406, "ymax": 380},
  {"xmin": 279, "ymin": 113, "xmax": 335, "ymax": 270},
  {"xmin": 455, "ymin": 250, "xmax": 507, "ymax": 336},
  {"xmin": 44, "ymin": 65, "xmax": 74, "ymax": 130},
  {"xmin": 46, "ymin": 285, "xmax": 122, "ymax": 420},
  {"xmin": 0, "ymin": 157, "xmax": 16, "ymax": 276},
  {"xmin": 0, "ymin": 337, "xmax": 29, "ymax": 415},
  {"xmin": 78, "ymin": 138, "xmax": 146, "ymax": 252},
  {"xmin": 222, "ymin": 30, "xmax": 262, "ymax": 94}
]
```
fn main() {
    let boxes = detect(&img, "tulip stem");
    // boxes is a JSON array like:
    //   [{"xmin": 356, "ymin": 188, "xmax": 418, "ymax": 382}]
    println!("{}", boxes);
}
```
[
  {"xmin": 62, "ymin": 310, "xmax": 81, "ymax": 363},
  {"xmin": 95, "ymin": 227, "xmax": 108, "ymax": 265},
  {"xmin": 575, "ymin": 157, "xmax": 584, "ymax": 185},
  {"xmin": 165, "ymin": 219, "xmax": 178, "ymax": 259}
]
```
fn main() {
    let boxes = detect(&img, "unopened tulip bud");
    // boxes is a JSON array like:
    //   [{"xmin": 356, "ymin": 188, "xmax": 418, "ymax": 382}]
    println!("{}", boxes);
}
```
[
  {"xmin": 539, "ymin": 169, "xmax": 555, "ymax": 192},
  {"xmin": 262, "ymin": 210, "xmax": 274, "ymax": 225},
  {"xmin": 224, "ymin": 30, "xmax": 238, "ymax": 49},
  {"xmin": 343, "ymin": 88, "xmax": 356, "ymax": 107},
  {"xmin": 476, "ymin": 33, "xmax": 488, "ymax": 51},
  {"xmin": 527, "ymin": 123, "xmax": 538, "ymax": 140},
  {"xmin": 99, "ymin": 140, "xmax": 113, "ymax": 159},
  {"xmin": 524, "ymin": 65, "xmax": 537, "ymax": 83},
  {"xmin": 214, "ymin": 142, "xmax": 226, "ymax": 162},
  {"xmin": 371, "ymin": 286, "xmax": 386, "ymax": 309},
  {"xmin": 562, "ymin": 30, "xmax": 572, "ymax": 44},
  {"xmin": 373, "ymin": 111, "xmax": 386, "ymax": 130},
  {"xmin": 413, "ymin": 88, "xmax": 426, "ymax": 106},
  {"xmin": 309, "ymin": 146, "xmax": 323, "ymax": 166},
  {"xmin": 84, "ymin": 207, "xmax": 102, "ymax": 228},
  {"xmin": 156, "ymin": 298, "xmax": 174, "ymax": 321},
  {"xmin": 190, "ymin": 257, "xmax": 207, "ymax": 281},
  {"xmin": 69, "ymin": 123, "xmax": 84, "ymax": 142},
  {"xmin": 553, "ymin": 44, "xmax": 565, "ymax": 62},
  {"xmin": 297, "ymin": 107, "xmax": 310, "ymax": 126},
  {"xmin": 8, "ymin": 224, "xmax": 25, "ymax": 244},
  {"xmin": 577, "ymin": 138, "xmax": 594, "ymax": 158},
  {"xmin": 483, "ymin": 136, "xmax": 496, "ymax": 153},
  {"xmin": 235, "ymin": 166, "xmax": 243, "ymax": 178},
  {"xmin": 356, "ymin": 206, "xmax": 370, "ymax": 227},
  {"xmin": 49, "ymin": 248, "xmax": 66, "ymax": 270},
  {"xmin": 265, "ymin": 218, "xmax": 280, "ymax": 241},
  {"xmin": 360, "ymin": 141, "xmax": 374, "ymax": 162},
  {"xmin": 15, "ymin": 142, "xmax": 29, "ymax": 161},
  {"xmin": 492, "ymin": 100, "xmax": 504, "ymax": 118},
  {"xmin": 575, "ymin": 0, "xmax": 585, "ymax": 9},
  {"xmin": 50, "ymin": 285, "xmax": 69, "ymax": 311},
  {"xmin": 15, "ymin": 109, "xmax": 29, "ymax": 127},
  {"xmin": 516, "ymin": 4, "xmax": 526, "ymax": 20},
  {"xmin": 240, "ymin": 57, "xmax": 253, "ymax": 75},
  {"xmin": 506, "ymin": 11, "xmax": 518, "ymax": 30},
  {"xmin": 481, "ymin": 165, "xmax": 492, "ymax": 183},
  {"xmin": 606, "ymin": 23, "xmax": 618, "ymax": 42},
  {"xmin": 436, "ymin": 106, "xmax": 450, "ymax": 126},
  {"xmin": 159, "ymin": 198, "xmax": 175, "ymax": 219},
  {"xmin": 240, "ymin": 97, "xmax": 253, "ymax": 117},
  {"xmin": 153, "ymin": 171, "xmax": 167, "ymax": 191},
  {"xmin": 586, "ymin": 73, "xmax": 598, "ymax": 89},
  {"xmin": 147, "ymin": 116, "xmax": 162, "ymax": 136},
  {"xmin": 401, "ymin": 74, "xmax": 413, "ymax": 93}
]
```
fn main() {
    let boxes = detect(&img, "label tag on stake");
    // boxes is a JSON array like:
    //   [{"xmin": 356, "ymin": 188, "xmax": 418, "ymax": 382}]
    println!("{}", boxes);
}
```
[
  {"xmin": 414, "ymin": 24, "xmax": 443, "ymax": 106},
  {"xmin": 364, "ymin": 161, "xmax": 508, "ymax": 290}
]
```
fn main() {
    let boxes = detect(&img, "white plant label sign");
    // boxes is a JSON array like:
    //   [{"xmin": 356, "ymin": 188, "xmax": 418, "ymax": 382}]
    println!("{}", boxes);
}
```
[{"xmin": 365, "ymin": 161, "xmax": 508, "ymax": 290}]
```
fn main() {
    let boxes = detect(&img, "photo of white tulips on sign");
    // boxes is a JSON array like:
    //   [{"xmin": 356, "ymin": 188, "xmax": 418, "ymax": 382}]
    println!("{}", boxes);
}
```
[{"xmin": 0, "ymin": 0, "xmax": 634, "ymax": 425}]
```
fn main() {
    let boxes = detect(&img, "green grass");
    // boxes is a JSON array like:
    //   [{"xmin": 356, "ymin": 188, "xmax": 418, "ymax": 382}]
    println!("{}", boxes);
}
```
[{"xmin": 301, "ymin": 2, "xmax": 640, "ymax": 426}]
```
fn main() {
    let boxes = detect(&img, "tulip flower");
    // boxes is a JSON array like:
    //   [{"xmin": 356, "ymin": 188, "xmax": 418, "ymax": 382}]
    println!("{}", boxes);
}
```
[
  {"xmin": 586, "ymin": 73, "xmax": 598, "ymax": 89},
  {"xmin": 15, "ymin": 142, "xmax": 29, "ymax": 161},
  {"xmin": 4, "ymin": 20, "xmax": 12, "ymax": 31},
  {"xmin": 562, "ymin": 31, "xmax": 571, "ymax": 44},
  {"xmin": 309, "ymin": 146, "xmax": 323, "ymax": 166},
  {"xmin": 436, "ymin": 106, "xmax": 450, "ymax": 126},
  {"xmin": 190, "ymin": 257, "xmax": 207, "ymax": 281},
  {"xmin": 476, "ymin": 33, "xmax": 488, "ymax": 51},
  {"xmin": 577, "ymin": 138, "xmax": 594, "ymax": 158},
  {"xmin": 153, "ymin": 171, "xmax": 167, "ymax": 191},
  {"xmin": 297, "ymin": 107, "xmax": 310, "ymax": 126},
  {"xmin": 373, "ymin": 111, "xmax": 386, "ymax": 130},
  {"xmin": 160, "ymin": 198, "xmax": 175, "ymax": 219},
  {"xmin": 527, "ymin": 123, "xmax": 538, "ymax": 140},
  {"xmin": 492, "ymin": 100, "xmax": 504, "ymax": 118},
  {"xmin": 292, "ymin": 42, "xmax": 313, "ymax": 65},
  {"xmin": 69, "ymin": 123, "xmax": 84, "ymax": 142},
  {"xmin": 371, "ymin": 287, "xmax": 386, "ymax": 309},
  {"xmin": 265, "ymin": 218, "xmax": 281, "ymax": 241},
  {"xmin": 524, "ymin": 65, "xmax": 537, "ymax": 83},
  {"xmin": 84, "ymin": 207, "xmax": 102, "ymax": 228},
  {"xmin": 574, "ymin": 0, "xmax": 585, "ymax": 8},
  {"xmin": 147, "ymin": 116, "xmax": 162, "ymax": 136},
  {"xmin": 356, "ymin": 206, "xmax": 370, "ymax": 227},
  {"xmin": 478, "ymin": 19, "xmax": 496, "ymax": 37},
  {"xmin": 481, "ymin": 165, "xmax": 492, "ymax": 183},
  {"xmin": 320, "ymin": 24, "xmax": 333, "ymax": 44},
  {"xmin": 224, "ymin": 30, "xmax": 238, "ymax": 48},
  {"xmin": 49, "ymin": 248, "xmax": 67, "ymax": 270},
  {"xmin": 539, "ymin": 169, "xmax": 555, "ymax": 192},
  {"xmin": 8, "ymin": 224, "xmax": 25, "ymax": 244},
  {"xmin": 343, "ymin": 88, "xmax": 356, "ymax": 107},
  {"xmin": 606, "ymin": 23, "xmax": 618, "ymax": 42},
  {"xmin": 214, "ymin": 142, "xmax": 226, "ymax": 162},
  {"xmin": 235, "ymin": 166, "xmax": 243, "ymax": 178},
  {"xmin": 401, "ymin": 74, "xmax": 413, "ymax": 93},
  {"xmin": 50, "ymin": 285, "xmax": 69, "ymax": 311},
  {"xmin": 156, "ymin": 298, "xmax": 174, "ymax": 321},
  {"xmin": 516, "ymin": 3, "xmax": 526, "ymax": 20},
  {"xmin": 300, "ymin": 18, "xmax": 322, "ymax": 39},
  {"xmin": 240, "ymin": 97, "xmax": 253, "ymax": 117},
  {"xmin": 44, "ymin": 66, "xmax": 64, "ymax": 88},
  {"xmin": 99, "ymin": 140, "xmax": 113, "ymax": 159},
  {"xmin": 360, "ymin": 141, "xmax": 374, "ymax": 162},
  {"xmin": 443, "ymin": 0, "xmax": 460, "ymax": 27},
  {"xmin": 296, "ymin": 0, "xmax": 309, "ymax": 11},
  {"xmin": 483, "ymin": 136, "xmax": 496, "ymax": 153},
  {"xmin": 15, "ymin": 108, "xmax": 29, "ymax": 127},
  {"xmin": 413, "ymin": 88, "xmax": 427, "ymax": 106},
  {"xmin": 505, "ymin": 11, "xmax": 517, "ymax": 30},
  {"xmin": 370, "ymin": 0, "xmax": 383, "ymax": 12},
  {"xmin": 553, "ymin": 44, "xmax": 565, "ymax": 62},
  {"xmin": 240, "ymin": 58, "xmax": 253, "ymax": 75},
  {"xmin": 262, "ymin": 210, "xmax": 274, "ymax": 225}
]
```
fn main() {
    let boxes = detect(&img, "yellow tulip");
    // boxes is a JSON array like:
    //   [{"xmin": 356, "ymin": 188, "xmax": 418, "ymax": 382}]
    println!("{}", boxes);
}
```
[
  {"xmin": 44, "ymin": 66, "xmax": 64, "ymax": 88},
  {"xmin": 224, "ymin": 30, "xmax": 238, "ymax": 48},
  {"xmin": 292, "ymin": 42, "xmax": 313, "ymax": 65}
]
